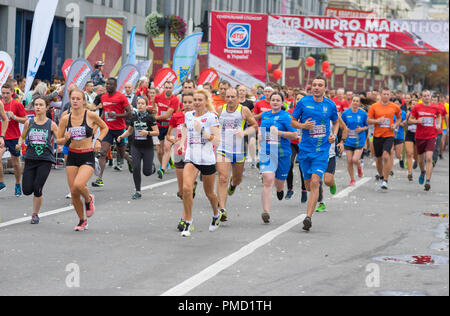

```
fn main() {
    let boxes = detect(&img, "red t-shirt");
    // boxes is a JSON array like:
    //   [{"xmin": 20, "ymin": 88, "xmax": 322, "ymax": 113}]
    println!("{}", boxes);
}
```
[
  {"xmin": 0, "ymin": 99, "xmax": 27, "ymax": 140},
  {"xmin": 432, "ymin": 102, "xmax": 447, "ymax": 135},
  {"xmin": 135, "ymin": 87, "xmax": 149, "ymax": 97},
  {"xmin": 411, "ymin": 103, "xmax": 441, "ymax": 140},
  {"xmin": 253, "ymin": 99, "xmax": 272, "ymax": 126},
  {"xmin": 101, "ymin": 92, "xmax": 130, "ymax": 130},
  {"xmin": 154, "ymin": 93, "xmax": 180, "ymax": 128},
  {"xmin": 169, "ymin": 111, "xmax": 185, "ymax": 139},
  {"xmin": 332, "ymin": 97, "xmax": 346, "ymax": 112}
]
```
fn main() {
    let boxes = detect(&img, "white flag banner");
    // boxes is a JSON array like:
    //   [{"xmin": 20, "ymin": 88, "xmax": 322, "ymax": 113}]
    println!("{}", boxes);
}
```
[{"xmin": 24, "ymin": 0, "xmax": 59, "ymax": 95}]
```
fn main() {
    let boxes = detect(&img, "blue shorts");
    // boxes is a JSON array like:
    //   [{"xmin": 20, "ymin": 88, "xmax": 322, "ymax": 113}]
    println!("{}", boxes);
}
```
[
  {"xmin": 62, "ymin": 146, "xmax": 70, "ymax": 156},
  {"xmin": 260, "ymin": 154, "xmax": 291, "ymax": 181},
  {"xmin": 217, "ymin": 150, "xmax": 246, "ymax": 164},
  {"xmin": 298, "ymin": 151, "xmax": 329, "ymax": 180},
  {"xmin": 5, "ymin": 139, "xmax": 20, "ymax": 157}
]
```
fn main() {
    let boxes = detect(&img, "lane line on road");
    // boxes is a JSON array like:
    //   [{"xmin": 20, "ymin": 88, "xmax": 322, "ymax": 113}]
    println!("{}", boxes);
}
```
[
  {"xmin": 333, "ymin": 177, "xmax": 372, "ymax": 199},
  {"xmin": 161, "ymin": 214, "xmax": 307, "ymax": 297},
  {"xmin": 0, "ymin": 178, "xmax": 178, "ymax": 230}
]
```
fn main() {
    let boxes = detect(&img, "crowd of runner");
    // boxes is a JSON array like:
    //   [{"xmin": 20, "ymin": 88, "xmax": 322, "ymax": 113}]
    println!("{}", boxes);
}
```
[{"xmin": 0, "ymin": 70, "xmax": 448, "ymax": 236}]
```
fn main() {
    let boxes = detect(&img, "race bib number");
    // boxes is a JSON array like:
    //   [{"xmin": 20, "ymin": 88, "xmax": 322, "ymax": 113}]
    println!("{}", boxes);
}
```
[
  {"xmin": 134, "ymin": 129, "xmax": 147, "ymax": 140},
  {"xmin": 265, "ymin": 133, "xmax": 280, "ymax": 145},
  {"xmin": 28, "ymin": 129, "xmax": 47, "ymax": 145},
  {"xmin": 422, "ymin": 117, "xmax": 434, "ymax": 127},
  {"xmin": 106, "ymin": 111, "xmax": 116, "ymax": 122},
  {"xmin": 310, "ymin": 125, "xmax": 326, "ymax": 138},
  {"xmin": 408, "ymin": 124, "xmax": 417, "ymax": 133},
  {"xmin": 348, "ymin": 129, "xmax": 358, "ymax": 139},
  {"xmin": 379, "ymin": 119, "xmax": 391, "ymax": 128},
  {"xmin": 70, "ymin": 126, "xmax": 87, "ymax": 141}
]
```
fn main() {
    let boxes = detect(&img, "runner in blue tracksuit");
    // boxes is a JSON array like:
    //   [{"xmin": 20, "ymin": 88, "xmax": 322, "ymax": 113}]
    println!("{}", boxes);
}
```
[{"xmin": 291, "ymin": 77, "xmax": 339, "ymax": 232}]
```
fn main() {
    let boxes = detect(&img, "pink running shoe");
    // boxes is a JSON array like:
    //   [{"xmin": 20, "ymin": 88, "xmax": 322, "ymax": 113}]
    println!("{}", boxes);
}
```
[
  {"xmin": 358, "ymin": 166, "xmax": 364, "ymax": 178},
  {"xmin": 86, "ymin": 194, "xmax": 95, "ymax": 218},
  {"xmin": 350, "ymin": 180, "xmax": 356, "ymax": 186},
  {"xmin": 74, "ymin": 220, "xmax": 88, "ymax": 232}
]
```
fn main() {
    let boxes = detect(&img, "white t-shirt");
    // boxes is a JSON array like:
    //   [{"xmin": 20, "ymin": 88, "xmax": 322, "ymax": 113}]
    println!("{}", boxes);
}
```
[{"xmin": 184, "ymin": 111, "xmax": 220, "ymax": 165}]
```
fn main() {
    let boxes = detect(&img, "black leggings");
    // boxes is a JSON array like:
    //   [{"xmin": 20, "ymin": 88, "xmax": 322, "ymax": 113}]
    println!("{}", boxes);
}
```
[
  {"xmin": 22, "ymin": 160, "xmax": 52, "ymax": 198},
  {"xmin": 131, "ymin": 145, "xmax": 155, "ymax": 192},
  {"xmin": 287, "ymin": 143, "xmax": 306, "ymax": 191}
]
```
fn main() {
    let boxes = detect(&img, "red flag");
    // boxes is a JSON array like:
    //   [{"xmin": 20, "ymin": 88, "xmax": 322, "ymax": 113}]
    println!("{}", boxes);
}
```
[{"xmin": 62, "ymin": 58, "xmax": 73, "ymax": 81}]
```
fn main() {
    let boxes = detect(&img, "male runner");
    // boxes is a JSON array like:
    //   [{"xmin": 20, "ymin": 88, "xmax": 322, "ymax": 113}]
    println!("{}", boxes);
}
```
[
  {"xmin": 367, "ymin": 88, "xmax": 402, "ymax": 192},
  {"xmin": 216, "ymin": 87, "xmax": 258, "ymax": 222},
  {"xmin": 93, "ymin": 78, "xmax": 133, "ymax": 187},
  {"xmin": 291, "ymin": 77, "xmax": 339, "ymax": 232}
]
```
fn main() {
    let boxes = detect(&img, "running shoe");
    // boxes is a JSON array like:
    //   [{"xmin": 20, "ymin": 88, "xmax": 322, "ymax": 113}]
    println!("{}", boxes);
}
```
[
  {"xmin": 285, "ymin": 190, "xmax": 294, "ymax": 200},
  {"xmin": 381, "ymin": 181, "xmax": 389, "ymax": 192},
  {"xmin": 301, "ymin": 191, "xmax": 308, "ymax": 203},
  {"xmin": 74, "ymin": 220, "xmax": 88, "ymax": 232},
  {"xmin": 408, "ymin": 174, "xmax": 413, "ymax": 182},
  {"xmin": 419, "ymin": 172, "xmax": 425, "ymax": 185},
  {"xmin": 152, "ymin": 163, "xmax": 157, "ymax": 175},
  {"xmin": 177, "ymin": 219, "xmax": 186, "ymax": 232},
  {"xmin": 375, "ymin": 174, "xmax": 380, "ymax": 181},
  {"xmin": 439, "ymin": 154, "xmax": 443, "ymax": 160},
  {"xmin": 181, "ymin": 222, "xmax": 194, "ymax": 237},
  {"xmin": 92, "ymin": 178, "xmax": 104, "ymax": 187},
  {"xmin": 86, "ymin": 194, "xmax": 95, "ymax": 218},
  {"xmin": 157, "ymin": 169, "xmax": 165, "ymax": 180},
  {"xmin": 390, "ymin": 171, "xmax": 394, "ymax": 177},
  {"xmin": 132, "ymin": 192, "xmax": 142, "ymax": 200},
  {"xmin": 330, "ymin": 183, "xmax": 337, "ymax": 195},
  {"xmin": 303, "ymin": 217, "xmax": 312, "ymax": 232},
  {"xmin": 349, "ymin": 180, "xmax": 356, "ymax": 186},
  {"xmin": 315, "ymin": 202, "xmax": 327, "ymax": 213},
  {"xmin": 399, "ymin": 160, "xmax": 405, "ymax": 169},
  {"xmin": 169, "ymin": 157, "xmax": 175, "ymax": 169},
  {"xmin": 432, "ymin": 161, "xmax": 436, "ymax": 168},
  {"xmin": 15, "ymin": 184, "xmax": 22, "ymax": 197},
  {"xmin": 0, "ymin": 183, "xmax": 6, "ymax": 193},
  {"xmin": 177, "ymin": 192, "xmax": 183, "ymax": 200},
  {"xmin": 127, "ymin": 160, "xmax": 134, "ymax": 173},
  {"xmin": 114, "ymin": 165, "xmax": 123, "ymax": 171},
  {"xmin": 277, "ymin": 191, "xmax": 284, "ymax": 201},
  {"xmin": 31, "ymin": 214, "xmax": 40, "ymax": 225},
  {"xmin": 108, "ymin": 159, "xmax": 113, "ymax": 167},
  {"xmin": 209, "ymin": 213, "xmax": 223, "ymax": 232},
  {"xmin": 66, "ymin": 192, "xmax": 72, "ymax": 199},
  {"xmin": 424, "ymin": 181, "xmax": 431, "ymax": 192},
  {"xmin": 261, "ymin": 212, "xmax": 270, "ymax": 224},
  {"xmin": 220, "ymin": 209, "xmax": 228, "ymax": 222},
  {"xmin": 228, "ymin": 177, "xmax": 237, "ymax": 196},
  {"xmin": 357, "ymin": 166, "xmax": 364, "ymax": 178}
]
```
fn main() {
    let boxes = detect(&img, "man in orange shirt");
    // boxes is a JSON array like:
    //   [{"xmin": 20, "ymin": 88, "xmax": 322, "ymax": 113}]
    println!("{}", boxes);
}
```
[
  {"xmin": 212, "ymin": 81, "xmax": 230, "ymax": 111},
  {"xmin": 368, "ymin": 88, "xmax": 402, "ymax": 192}
]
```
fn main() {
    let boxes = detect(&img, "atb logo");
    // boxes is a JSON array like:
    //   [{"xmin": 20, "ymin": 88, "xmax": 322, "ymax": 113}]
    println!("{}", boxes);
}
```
[{"xmin": 227, "ymin": 24, "xmax": 251, "ymax": 49}]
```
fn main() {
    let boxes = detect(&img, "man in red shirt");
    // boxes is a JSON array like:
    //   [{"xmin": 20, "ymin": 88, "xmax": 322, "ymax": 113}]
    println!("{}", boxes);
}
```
[
  {"xmin": 409, "ymin": 90, "xmax": 442, "ymax": 191},
  {"xmin": 0, "ymin": 83, "xmax": 28, "ymax": 196},
  {"xmin": 431, "ymin": 94, "xmax": 449, "ymax": 166},
  {"xmin": 332, "ymin": 88, "xmax": 346, "ymax": 113},
  {"xmin": 93, "ymin": 78, "xmax": 132, "ymax": 187},
  {"xmin": 154, "ymin": 81, "xmax": 180, "ymax": 178},
  {"xmin": 253, "ymin": 86, "xmax": 274, "ymax": 126}
]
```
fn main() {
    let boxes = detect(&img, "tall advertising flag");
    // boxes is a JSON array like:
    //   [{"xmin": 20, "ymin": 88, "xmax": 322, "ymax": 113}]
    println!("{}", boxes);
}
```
[
  {"xmin": 0, "ymin": 51, "xmax": 13, "ymax": 89},
  {"xmin": 127, "ymin": 25, "xmax": 137, "ymax": 65},
  {"xmin": 24, "ymin": 0, "xmax": 59, "ymax": 95},
  {"xmin": 60, "ymin": 58, "xmax": 93, "ymax": 116},
  {"xmin": 210, "ymin": 12, "xmax": 268, "ymax": 88},
  {"xmin": 117, "ymin": 64, "xmax": 140, "ymax": 94},
  {"xmin": 172, "ymin": 32, "xmax": 203, "ymax": 93}
]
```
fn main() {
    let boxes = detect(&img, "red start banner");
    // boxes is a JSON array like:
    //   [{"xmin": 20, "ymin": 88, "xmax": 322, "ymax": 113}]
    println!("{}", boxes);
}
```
[
  {"xmin": 210, "ymin": 12, "xmax": 268, "ymax": 88},
  {"xmin": 268, "ymin": 16, "xmax": 449, "ymax": 52}
]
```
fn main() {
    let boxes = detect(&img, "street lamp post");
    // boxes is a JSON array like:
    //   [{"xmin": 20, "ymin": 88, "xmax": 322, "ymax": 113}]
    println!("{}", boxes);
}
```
[
  {"xmin": 163, "ymin": 0, "xmax": 173, "ymax": 67},
  {"xmin": 315, "ymin": 0, "xmax": 327, "ymax": 76}
]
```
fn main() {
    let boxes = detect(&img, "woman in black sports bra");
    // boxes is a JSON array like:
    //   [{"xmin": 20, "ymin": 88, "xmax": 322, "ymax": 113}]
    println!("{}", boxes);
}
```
[{"xmin": 57, "ymin": 89, "xmax": 108, "ymax": 232}]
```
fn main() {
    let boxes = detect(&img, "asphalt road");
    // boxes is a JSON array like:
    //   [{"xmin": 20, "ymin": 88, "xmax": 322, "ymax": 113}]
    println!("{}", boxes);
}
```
[{"xmin": 0, "ymin": 152, "xmax": 448, "ymax": 296}]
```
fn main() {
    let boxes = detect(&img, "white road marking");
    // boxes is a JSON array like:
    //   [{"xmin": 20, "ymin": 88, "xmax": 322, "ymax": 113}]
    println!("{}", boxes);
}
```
[
  {"xmin": 333, "ymin": 177, "xmax": 372, "ymax": 199},
  {"xmin": 161, "ymin": 214, "xmax": 307, "ymax": 296},
  {"xmin": 0, "ymin": 179, "xmax": 178, "ymax": 229}
]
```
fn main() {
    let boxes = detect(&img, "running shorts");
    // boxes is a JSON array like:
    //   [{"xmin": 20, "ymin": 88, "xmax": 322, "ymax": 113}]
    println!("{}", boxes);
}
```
[
  {"xmin": 175, "ymin": 161, "xmax": 185, "ymax": 170},
  {"xmin": 394, "ymin": 139, "xmax": 405, "ymax": 145},
  {"xmin": 158, "ymin": 127, "xmax": 169, "ymax": 142},
  {"xmin": 66, "ymin": 149, "xmax": 95, "ymax": 169},
  {"xmin": 104, "ymin": 130, "xmax": 126, "ymax": 147},
  {"xmin": 217, "ymin": 150, "xmax": 246, "ymax": 164},
  {"xmin": 260, "ymin": 155, "xmax": 291, "ymax": 181},
  {"xmin": 298, "ymin": 151, "xmax": 329, "ymax": 181},
  {"xmin": 344, "ymin": 145, "xmax": 363, "ymax": 152},
  {"xmin": 416, "ymin": 138, "xmax": 436, "ymax": 155},
  {"xmin": 405, "ymin": 131, "xmax": 416, "ymax": 144},
  {"xmin": 186, "ymin": 162, "xmax": 216, "ymax": 176},
  {"xmin": 373, "ymin": 137, "xmax": 394, "ymax": 158},
  {"xmin": 326, "ymin": 156, "xmax": 336, "ymax": 175},
  {"xmin": 4, "ymin": 139, "xmax": 20, "ymax": 157}
]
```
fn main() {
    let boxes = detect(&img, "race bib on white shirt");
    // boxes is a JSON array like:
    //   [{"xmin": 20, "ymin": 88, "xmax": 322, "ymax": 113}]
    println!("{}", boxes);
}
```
[{"xmin": 310, "ymin": 124, "xmax": 326, "ymax": 138}]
